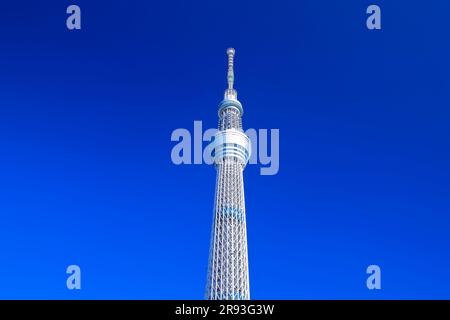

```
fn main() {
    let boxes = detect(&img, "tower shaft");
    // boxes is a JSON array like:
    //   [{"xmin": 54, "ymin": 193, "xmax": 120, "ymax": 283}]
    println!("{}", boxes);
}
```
[{"xmin": 205, "ymin": 49, "xmax": 251, "ymax": 300}]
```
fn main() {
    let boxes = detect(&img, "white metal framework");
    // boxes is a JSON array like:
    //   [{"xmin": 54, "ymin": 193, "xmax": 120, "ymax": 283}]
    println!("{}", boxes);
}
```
[{"xmin": 205, "ymin": 48, "xmax": 251, "ymax": 300}]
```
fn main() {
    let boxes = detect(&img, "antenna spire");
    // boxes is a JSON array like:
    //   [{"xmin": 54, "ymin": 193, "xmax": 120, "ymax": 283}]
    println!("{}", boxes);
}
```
[
  {"xmin": 225, "ymin": 48, "xmax": 237, "ymax": 100},
  {"xmin": 227, "ymin": 48, "xmax": 235, "ymax": 90}
]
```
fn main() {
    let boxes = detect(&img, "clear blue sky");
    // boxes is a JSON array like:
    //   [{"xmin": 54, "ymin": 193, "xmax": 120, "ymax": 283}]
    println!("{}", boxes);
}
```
[{"xmin": 0, "ymin": 1, "xmax": 449, "ymax": 299}]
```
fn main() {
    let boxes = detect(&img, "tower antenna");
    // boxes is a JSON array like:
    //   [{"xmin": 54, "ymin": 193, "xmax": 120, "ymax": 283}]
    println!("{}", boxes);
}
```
[
  {"xmin": 225, "ymin": 48, "xmax": 237, "ymax": 100},
  {"xmin": 227, "ymin": 48, "xmax": 235, "ymax": 90}
]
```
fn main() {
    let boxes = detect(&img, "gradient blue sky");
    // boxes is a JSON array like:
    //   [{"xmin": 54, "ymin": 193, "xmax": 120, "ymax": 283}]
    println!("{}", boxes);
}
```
[{"xmin": 0, "ymin": 0, "xmax": 449, "ymax": 299}]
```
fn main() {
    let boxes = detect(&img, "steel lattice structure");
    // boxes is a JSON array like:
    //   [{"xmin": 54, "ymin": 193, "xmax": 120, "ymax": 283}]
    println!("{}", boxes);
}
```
[{"xmin": 205, "ymin": 48, "xmax": 251, "ymax": 300}]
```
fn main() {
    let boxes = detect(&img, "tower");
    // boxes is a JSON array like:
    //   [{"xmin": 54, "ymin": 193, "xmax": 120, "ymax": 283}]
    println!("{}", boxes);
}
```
[{"xmin": 205, "ymin": 48, "xmax": 251, "ymax": 300}]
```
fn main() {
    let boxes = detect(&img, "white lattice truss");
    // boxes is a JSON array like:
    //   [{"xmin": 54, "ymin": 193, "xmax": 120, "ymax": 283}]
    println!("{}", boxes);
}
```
[{"xmin": 205, "ymin": 49, "xmax": 251, "ymax": 300}]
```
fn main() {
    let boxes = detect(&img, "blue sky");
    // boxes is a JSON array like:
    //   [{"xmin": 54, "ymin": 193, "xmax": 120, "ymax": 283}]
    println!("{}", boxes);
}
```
[{"xmin": 0, "ymin": 1, "xmax": 449, "ymax": 299}]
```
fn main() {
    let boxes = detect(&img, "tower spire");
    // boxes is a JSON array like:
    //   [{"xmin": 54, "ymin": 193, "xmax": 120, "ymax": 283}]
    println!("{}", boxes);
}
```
[
  {"xmin": 225, "ymin": 48, "xmax": 237, "ymax": 100},
  {"xmin": 227, "ymin": 48, "xmax": 235, "ymax": 90}
]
